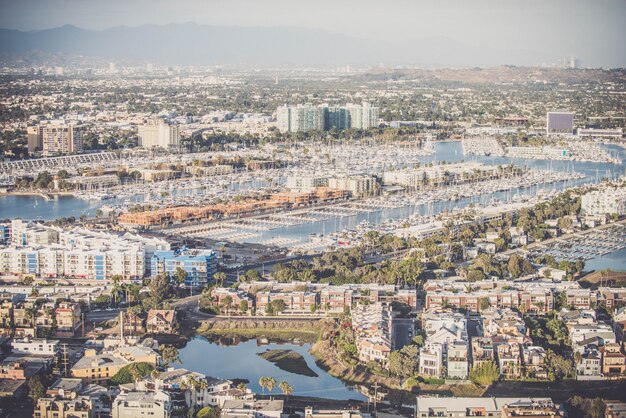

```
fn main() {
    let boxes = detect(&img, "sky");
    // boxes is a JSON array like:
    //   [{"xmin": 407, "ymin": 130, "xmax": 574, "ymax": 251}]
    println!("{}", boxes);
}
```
[{"xmin": 0, "ymin": 0, "xmax": 625, "ymax": 67}]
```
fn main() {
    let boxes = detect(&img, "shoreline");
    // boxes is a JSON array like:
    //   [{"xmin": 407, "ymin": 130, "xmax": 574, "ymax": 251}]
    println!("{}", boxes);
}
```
[{"xmin": 1, "ymin": 191, "xmax": 76, "ymax": 198}]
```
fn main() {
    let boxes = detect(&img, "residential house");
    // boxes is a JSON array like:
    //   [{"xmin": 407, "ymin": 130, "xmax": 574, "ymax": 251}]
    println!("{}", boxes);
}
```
[
  {"xmin": 471, "ymin": 337, "xmax": 494, "ymax": 367},
  {"xmin": 497, "ymin": 343, "xmax": 522, "ymax": 379},
  {"xmin": 447, "ymin": 341, "xmax": 469, "ymax": 379},
  {"xmin": 55, "ymin": 302, "xmax": 82, "ymax": 338},
  {"xmin": 146, "ymin": 309, "xmax": 177, "ymax": 334},
  {"xmin": 419, "ymin": 342, "xmax": 444, "ymax": 377},
  {"xmin": 603, "ymin": 343, "xmax": 626, "ymax": 378},
  {"xmin": 576, "ymin": 347, "xmax": 602, "ymax": 380},
  {"xmin": 522, "ymin": 346, "xmax": 548, "ymax": 379}
]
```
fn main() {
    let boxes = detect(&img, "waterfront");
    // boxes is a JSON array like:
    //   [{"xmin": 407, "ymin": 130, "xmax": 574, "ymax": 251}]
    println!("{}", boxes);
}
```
[
  {"xmin": 176, "ymin": 337, "xmax": 366, "ymax": 401},
  {"xmin": 3, "ymin": 142, "xmax": 626, "ymax": 262}
]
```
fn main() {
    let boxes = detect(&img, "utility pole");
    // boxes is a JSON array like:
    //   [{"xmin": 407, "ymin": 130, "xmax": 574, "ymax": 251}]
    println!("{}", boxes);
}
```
[
  {"xmin": 372, "ymin": 382, "xmax": 379, "ymax": 417},
  {"xmin": 62, "ymin": 343, "xmax": 68, "ymax": 377}
]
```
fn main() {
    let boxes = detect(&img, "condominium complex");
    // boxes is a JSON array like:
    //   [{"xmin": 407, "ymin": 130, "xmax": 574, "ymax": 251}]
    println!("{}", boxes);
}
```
[
  {"xmin": 276, "ymin": 102, "xmax": 379, "ymax": 133},
  {"xmin": 150, "ymin": 249, "xmax": 217, "ymax": 286},
  {"xmin": 581, "ymin": 187, "xmax": 626, "ymax": 216},
  {"xmin": 28, "ymin": 122, "xmax": 83, "ymax": 156},
  {"xmin": 546, "ymin": 111, "xmax": 574, "ymax": 136},
  {"xmin": 0, "ymin": 221, "xmax": 170, "ymax": 280},
  {"xmin": 138, "ymin": 118, "xmax": 181, "ymax": 149}
]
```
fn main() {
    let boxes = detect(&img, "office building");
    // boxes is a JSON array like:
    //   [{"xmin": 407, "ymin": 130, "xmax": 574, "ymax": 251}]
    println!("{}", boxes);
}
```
[
  {"xmin": 151, "ymin": 249, "xmax": 217, "ymax": 286},
  {"xmin": 138, "ymin": 119, "xmax": 181, "ymax": 149},
  {"xmin": 546, "ymin": 112, "xmax": 574, "ymax": 136}
]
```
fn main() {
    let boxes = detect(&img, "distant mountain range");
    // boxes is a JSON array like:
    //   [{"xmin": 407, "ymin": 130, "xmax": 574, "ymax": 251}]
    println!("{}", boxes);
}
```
[{"xmin": 0, "ymin": 23, "xmax": 551, "ymax": 67}]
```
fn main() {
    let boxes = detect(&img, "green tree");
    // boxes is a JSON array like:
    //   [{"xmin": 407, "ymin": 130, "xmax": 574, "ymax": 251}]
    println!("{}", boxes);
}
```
[
  {"xmin": 469, "ymin": 361, "xmax": 499, "ymax": 387},
  {"xmin": 270, "ymin": 299, "xmax": 286, "ymax": 314},
  {"xmin": 214, "ymin": 272, "xmax": 227, "ymax": 287},
  {"xmin": 174, "ymin": 267, "xmax": 188, "ymax": 288},
  {"xmin": 160, "ymin": 345, "xmax": 180, "ymax": 367},
  {"xmin": 28, "ymin": 374, "xmax": 45, "ymax": 402},
  {"xmin": 149, "ymin": 273, "xmax": 172, "ymax": 308},
  {"xmin": 240, "ymin": 300, "xmax": 249, "ymax": 313},
  {"xmin": 196, "ymin": 406, "xmax": 220, "ymax": 418},
  {"xmin": 111, "ymin": 362, "xmax": 155, "ymax": 385}
]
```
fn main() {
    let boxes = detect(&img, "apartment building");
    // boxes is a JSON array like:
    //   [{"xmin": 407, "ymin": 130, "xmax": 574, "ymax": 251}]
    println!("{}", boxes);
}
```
[
  {"xmin": 151, "ymin": 249, "xmax": 217, "ymax": 286},
  {"xmin": 111, "ymin": 390, "xmax": 172, "ymax": 418},
  {"xmin": 255, "ymin": 291, "xmax": 318, "ymax": 315},
  {"xmin": 138, "ymin": 118, "xmax": 180, "ymax": 149},
  {"xmin": 34, "ymin": 396, "xmax": 94, "ymax": 418},
  {"xmin": 71, "ymin": 346, "xmax": 159, "ymax": 385},
  {"xmin": 11, "ymin": 337, "xmax": 59, "ymax": 356},
  {"xmin": 581, "ymin": 188, "xmax": 626, "ymax": 217}
]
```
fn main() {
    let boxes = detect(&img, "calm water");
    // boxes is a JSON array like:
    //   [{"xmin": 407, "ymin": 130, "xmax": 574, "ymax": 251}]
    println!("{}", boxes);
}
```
[
  {"xmin": 585, "ymin": 247, "xmax": 626, "ymax": 272},
  {"xmin": 2, "ymin": 142, "xmax": 625, "ymax": 272},
  {"xmin": 175, "ymin": 337, "xmax": 366, "ymax": 400}
]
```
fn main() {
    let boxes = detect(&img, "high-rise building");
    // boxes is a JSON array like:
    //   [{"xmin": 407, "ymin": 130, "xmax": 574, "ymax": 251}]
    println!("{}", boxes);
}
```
[
  {"xmin": 276, "ymin": 103, "xmax": 379, "ymax": 133},
  {"xmin": 40, "ymin": 123, "xmax": 83, "ymax": 157},
  {"xmin": 137, "ymin": 119, "xmax": 181, "ymax": 149},
  {"xmin": 546, "ymin": 111, "xmax": 574, "ymax": 136},
  {"xmin": 26, "ymin": 125, "xmax": 43, "ymax": 153}
]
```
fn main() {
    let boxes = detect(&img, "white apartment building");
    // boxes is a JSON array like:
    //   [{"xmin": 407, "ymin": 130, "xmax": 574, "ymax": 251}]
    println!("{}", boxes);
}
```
[
  {"xmin": 11, "ymin": 337, "xmax": 60, "ymax": 356},
  {"xmin": 328, "ymin": 175, "xmax": 378, "ymax": 197},
  {"xmin": 286, "ymin": 175, "xmax": 328, "ymax": 192},
  {"xmin": 111, "ymin": 391, "xmax": 171, "ymax": 418},
  {"xmin": 0, "ymin": 223, "xmax": 169, "ymax": 280},
  {"xmin": 581, "ymin": 188, "xmax": 626, "ymax": 216},
  {"xmin": 138, "ymin": 118, "xmax": 181, "ymax": 149}
]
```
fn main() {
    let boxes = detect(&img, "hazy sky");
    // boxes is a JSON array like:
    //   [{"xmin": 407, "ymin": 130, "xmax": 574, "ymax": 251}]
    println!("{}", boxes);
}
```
[{"xmin": 1, "ymin": 0, "xmax": 625, "ymax": 67}]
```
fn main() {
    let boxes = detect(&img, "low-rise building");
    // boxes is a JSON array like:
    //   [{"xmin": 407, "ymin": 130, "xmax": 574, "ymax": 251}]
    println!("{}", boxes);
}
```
[
  {"xmin": 146, "ymin": 309, "xmax": 177, "ymax": 334},
  {"xmin": 11, "ymin": 337, "xmax": 59, "ymax": 356},
  {"xmin": 603, "ymin": 342, "xmax": 626, "ymax": 378},
  {"xmin": 111, "ymin": 390, "xmax": 172, "ymax": 418},
  {"xmin": 34, "ymin": 396, "xmax": 94, "ymax": 418},
  {"xmin": 221, "ymin": 399, "xmax": 284, "ymax": 418}
]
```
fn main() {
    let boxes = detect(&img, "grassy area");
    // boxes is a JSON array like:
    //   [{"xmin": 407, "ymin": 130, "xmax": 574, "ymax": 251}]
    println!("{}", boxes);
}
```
[
  {"xmin": 258, "ymin": 349, "xmax": 319, "ymax": 377},
  {"xmin": 198, "ymin": 326, "xmax": 319, "ymax": 343},
  {"xmin": 579, "ymin": 270, "xmax": 626, "ymax": 289}
]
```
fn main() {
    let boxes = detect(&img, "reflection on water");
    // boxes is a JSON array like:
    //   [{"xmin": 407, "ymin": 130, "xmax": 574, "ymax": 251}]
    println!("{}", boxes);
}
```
[{"xmin": 176, "ymin": 336, "xmax": 366, "ymax": 400}]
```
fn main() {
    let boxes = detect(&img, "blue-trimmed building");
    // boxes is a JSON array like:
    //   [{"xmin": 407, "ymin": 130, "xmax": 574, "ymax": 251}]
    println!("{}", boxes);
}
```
[
  {"xmin": 150, "ymin": 249, "xmax": 217, "ymax": 287},
  {"xmin": 0, "ymin": 224, "xmax": 10, "ymax": 245}
]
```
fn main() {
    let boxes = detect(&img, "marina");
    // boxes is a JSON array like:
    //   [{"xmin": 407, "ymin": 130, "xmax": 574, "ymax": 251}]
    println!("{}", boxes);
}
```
[{"xmin": 528, "ymin": 222, "xmax": 626, "ymax": 262}]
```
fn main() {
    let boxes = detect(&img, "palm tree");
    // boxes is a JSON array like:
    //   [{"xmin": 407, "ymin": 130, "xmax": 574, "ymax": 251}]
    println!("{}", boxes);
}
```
[
  {"xmin": 214, "ymin": 272, "xmax": 227, "ymax": 287},
  {"xmin": 265, "ymin": 377, "xmax": 276, "ymax": 394},
  {"xmin": 279, "ymin": 381, "xmax": 293, "ymax": 411},
  {"xmin": 258, "ymin": 377, "xmax": 267, "ymax": 395}
]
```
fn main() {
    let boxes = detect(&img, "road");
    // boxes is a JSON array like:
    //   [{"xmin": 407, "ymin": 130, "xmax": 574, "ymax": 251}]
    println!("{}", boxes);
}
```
[
  {"xmin": 85, "ymin": 308, "xmax": 122, "ymax": 322},
  {"xmin": 392, "ymin": 318, "xmax": 415, "ymax": 350}
]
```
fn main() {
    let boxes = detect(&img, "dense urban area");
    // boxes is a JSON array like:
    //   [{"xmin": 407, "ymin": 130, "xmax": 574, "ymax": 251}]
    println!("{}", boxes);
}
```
[{"xmin": 0, "ymin": 57, "xmax": 625, "ymax": 418}]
